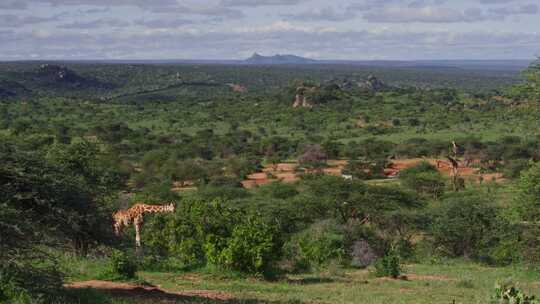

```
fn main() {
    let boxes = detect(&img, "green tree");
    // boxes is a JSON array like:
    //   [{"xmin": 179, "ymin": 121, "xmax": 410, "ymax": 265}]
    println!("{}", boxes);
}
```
[
  {"xmin": 431, "ymin": 191, "xmax": 506, "ymax": 260},
  {"xmin": 515, "ymin": 161, "xmax": 540, "ymax": 221},
  {"xmin": 399, "ymin": 161, "xmax": 445, "ymax": 198},
  {"xmin": 508, "ymin": 59, "xmax": 540, "ymax": 100},
  {"xmin": 0, "ymin": 140, "xmax": 115, "ymax": 302}
]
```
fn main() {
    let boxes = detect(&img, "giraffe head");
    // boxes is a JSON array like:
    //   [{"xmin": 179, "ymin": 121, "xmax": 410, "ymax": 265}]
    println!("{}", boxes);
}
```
[{"xmin": 164, "ymin": 202, "xmax": 176, "ymax": 213}]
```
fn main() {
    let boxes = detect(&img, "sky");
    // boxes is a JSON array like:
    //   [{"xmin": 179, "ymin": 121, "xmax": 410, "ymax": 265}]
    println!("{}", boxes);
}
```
[{"xmin": 0, "ymin": 0, "xmax": 539, "ymax": 60}]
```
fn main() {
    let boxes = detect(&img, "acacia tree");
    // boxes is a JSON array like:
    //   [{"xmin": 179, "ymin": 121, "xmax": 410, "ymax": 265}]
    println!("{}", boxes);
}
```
[
  {"xmin": 508, "ymin": 59, "xmax": 540, "ymax": 100},
  {"xmin": 515, "ymin": 161, "xmax": 540, "ymax": 221},
  {"xmin": 1, "ymin": 139, "xmax": 123, "ymax": 301}
]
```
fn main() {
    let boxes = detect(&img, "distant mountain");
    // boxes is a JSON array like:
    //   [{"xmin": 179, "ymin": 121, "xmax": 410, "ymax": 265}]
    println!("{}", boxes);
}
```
[{"xmin": 244, "ymin": 53, "xmax": 317, "ymax": 65}]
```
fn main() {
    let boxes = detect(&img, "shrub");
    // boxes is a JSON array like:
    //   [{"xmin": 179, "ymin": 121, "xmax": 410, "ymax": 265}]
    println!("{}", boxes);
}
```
[
  {"xmin": 491, "ymin": 282, "xmax": 538, "ymax": 304},
  {"xmin": 217, "ymin": 216, "xmax": 280, "ymax": 275},
  {"xmin": 143, "ymin": 199, "xmax": 283, "ymax": 275},
  {"xmin": 456, "ymin": 279, "xmax": 474, "ymax": 289},
  {"xmin": 399, "ymin": 161, "xmax": 445, "ymax": 198},
  {"xmin": 515, "ymin": 162, "xmax": 540, "ymax": 221},
  {"xmin": 286, "ymin": 220, "xmax": 345, "ymax": 271},
  {"xmin": 430, "ymin": 191, "xmax": 507, "ymax": 261},
  {"xmin": 373, "ymin": 251, "xmax": 401, "ymax": 278},
  {"xmin": 516, "ymin": 225, "xmax": 540, "ymax": 267},
  {"xmin": 503, "ymin": 159, "xmax": 530, "ymax": 179},
  {"xmin": 0, "ymin": 263, "xmax": 64, "ymax": 304},
  {"xmin": 490, "ymin": 239, "xmax": 522, "ymax": 266},
  {"xmin": 109, "ymin": 250, "xmax": 137, "ymax": 279},
  {"xmin": 258, "ymin": 182, "xmax": 299, "ymax": 199}
]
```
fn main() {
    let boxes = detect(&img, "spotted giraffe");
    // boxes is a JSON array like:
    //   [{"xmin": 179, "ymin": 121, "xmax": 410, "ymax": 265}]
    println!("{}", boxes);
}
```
[{"xmin": 113, "ymin": 203, "xmax": 175, "ymax": 248}]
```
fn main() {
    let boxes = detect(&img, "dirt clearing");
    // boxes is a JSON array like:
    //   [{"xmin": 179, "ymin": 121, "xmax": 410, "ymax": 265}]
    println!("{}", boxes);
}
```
[{"xmin": 66, "ymin": 280, "xmax": 234, "ymax": 302}]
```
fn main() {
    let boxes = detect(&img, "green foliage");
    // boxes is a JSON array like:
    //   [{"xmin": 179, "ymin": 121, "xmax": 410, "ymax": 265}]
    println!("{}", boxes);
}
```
[
  {"xmin": 430, "ymin": 191, "xmax": 511, "ymax": 262},
  {"xmin": 142, "ymin": 199, "xmax": 282, "ymax": 275},
  {"xmin": 374, "ymin": 251, "xmax": 402, "ymax": 278},
  {"xmin": 342, "ymin": 159, "xmax": 387, "ymax": 180},
  {"xmin": 399, "ymin": 161, "xmax": 445, "ymax": 198},
  {"xmin": 515, "ymin": 162, "xmax": 540, "ymax": 221},
  {"xmin": 491, "ymin": 282, "xmax": 538, "ymax": 304},
  {"xmin": 258, "ymin": 182, "xmax": 299, "ymax": 200},
  {"xmin": 502, "ymin": 159, "xmax": 530, "ymax": 179},
  {"xmin": 0, "ymin": 263, "xmax": 64, "ymax": 304},
  {"xmin": 507, "ymin": 59, "xmax": 540, "ymax": 100},
  {"xmin": 107, "ymin": 250, "xmax": 137, "ymax": 280},
  {"xmin": 297, "ymin": 175, "xmax": 423, "ymax": 225},
  {"xmin": 0, "ymin": 139, "xmax": 119, "ymax": 302},
  {"xmin": 286, "ymin": 221, "xmax": 345, "ymax": 271},
  {"xmin": 207, "ymin": 215, "xmax": 280, "ymax": 275}
]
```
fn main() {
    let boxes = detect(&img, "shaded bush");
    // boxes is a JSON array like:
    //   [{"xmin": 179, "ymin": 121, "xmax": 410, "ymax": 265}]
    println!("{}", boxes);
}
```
[
  {"xmin": 108, "ymin": 250, "xmax": 137, "ymax": 280},
  {"xmin": 285, "ymin": 220, "xmax": 345, "ymax": 271},
  {"xmin": 430, "ymin": 191, "xmax": 511, "ymax": 261},
  {"xmin": 399, "ymin": 161, "xmax": 445, "ymax": 198},
  {"xmin": 350, "ymin": 240, "xmax": 377, "ymax": 268},
  {"xmin": 373, "ymin": 251, "xmax": 401, "ymax": 278}
]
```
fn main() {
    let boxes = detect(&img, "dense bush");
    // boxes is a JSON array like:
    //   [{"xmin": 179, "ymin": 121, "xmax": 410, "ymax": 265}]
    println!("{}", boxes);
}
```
[
  {"xmin": 143, "ymin": 199, "xmax": 282, "ymax": 275},
  {"xmin": 285, "ymin": 220, "xmax": 345, "ymax": 271},
  {"xmin": 373, "ymin": 251, "xmax": 402, "ymax": 278},
  {"xmin": 108, "ymin": 250, "xmax": 137, "ymax": 280},
  {"xmin": 399, "ymin": 161, "xmax": 445, "ymax": 198},
  {"xmin": 430, "ymin": 191, "xmax": 511, "ymax": 262},
  {"xmin": 515, "ymin": 162, "xmax": 540, "ymax": 221},
  {"xmin": 502, "ymin": 159, "xmax": 530, "ymax": 179},
  {"xmin": 258, "ymin": 182, "xmax": 299, "ymax": 200},
  {"xmin": 0, "ymin": 140, "xmax": 122, "ymax": 302},
  {"xmin": 342, "ymin": 159, "xmax": 387, "ymax": 180},
  {"xmin": 206, "ymin": 215, "xmax": 280, "ymax": 275}
]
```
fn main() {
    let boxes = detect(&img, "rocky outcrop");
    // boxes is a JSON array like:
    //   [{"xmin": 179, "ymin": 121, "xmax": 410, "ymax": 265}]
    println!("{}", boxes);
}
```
[
  {"xmin": 292, "ymin": 86, "xmax": 315, "ymax": 108},
  {"xmin": 35, "ymin": 64, "xmax": 114, "ymax": 90},
  {"xmin": 293, "ymin": 94, "xmax": 312, "ymax": 108},
  {"xmin": 227, "ymin": 83, "xmax": 248, "ymax": 93},
  {"xmin": 359, "ymin": 75, "xmax": 386, "ymax": 92}
]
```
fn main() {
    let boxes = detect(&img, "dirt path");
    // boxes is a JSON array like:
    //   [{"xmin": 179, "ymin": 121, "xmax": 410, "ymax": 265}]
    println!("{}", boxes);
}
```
[{"xmin": 66, "ymin": 280, "xmax": 234, "ymax": 303}]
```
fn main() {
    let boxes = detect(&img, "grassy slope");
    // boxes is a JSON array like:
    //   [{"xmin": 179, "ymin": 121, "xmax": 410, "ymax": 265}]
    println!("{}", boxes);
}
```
[{"xmin": 64, "ymin": 257, "xmax": 540, "ymax": 304}]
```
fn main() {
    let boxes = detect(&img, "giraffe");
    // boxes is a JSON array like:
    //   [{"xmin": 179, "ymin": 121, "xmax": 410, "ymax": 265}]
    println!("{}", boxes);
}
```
[{"xmin": 113, "ymin": 203, "xmax": 175, "ymax": 249}]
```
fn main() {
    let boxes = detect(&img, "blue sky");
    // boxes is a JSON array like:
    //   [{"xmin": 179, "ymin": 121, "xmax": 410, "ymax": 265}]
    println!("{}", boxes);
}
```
[{"xmin": 0, "ymin": 0, "xmax": 538, "ymax": 60}]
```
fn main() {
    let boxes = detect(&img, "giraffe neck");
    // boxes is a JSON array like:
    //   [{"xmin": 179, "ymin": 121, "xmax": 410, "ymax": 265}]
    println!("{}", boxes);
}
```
[{"xmin": 139, "ymin": 204, "xmax": 174, "ymax": 214}]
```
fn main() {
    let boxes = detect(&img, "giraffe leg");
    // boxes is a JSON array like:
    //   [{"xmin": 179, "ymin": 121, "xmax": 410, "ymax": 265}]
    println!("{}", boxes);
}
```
[
  {"xmin": 114, "ymin": 221, "xmax": 121, "ymax": 236},
  {"xmin": 134, "ymin": 221, "xmax": 141, "ymax": 248}
]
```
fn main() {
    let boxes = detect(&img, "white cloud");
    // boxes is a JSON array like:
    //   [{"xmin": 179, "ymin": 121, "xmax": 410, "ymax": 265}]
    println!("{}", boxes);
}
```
[
  {"xmin": 282, "ymin": 7, "xmax": 356, "ymax": 22},
  {"xmin": 362, "ymin": 6, "xmax": 490, "ymax": 23},
  {"xmin": 221, "ymin": 0, "xmax": 306, "ymax": 7}
]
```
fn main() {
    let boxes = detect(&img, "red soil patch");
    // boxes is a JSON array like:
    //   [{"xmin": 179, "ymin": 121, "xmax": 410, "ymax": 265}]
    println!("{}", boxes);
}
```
[
  {"xmin": 66, "ymin": 280, "xmax": 234, "ymax": 302},
  {"xmin": 389, "ymin": 158, "xmax": 503, "ymax": 183},
  {"xmin": 275, "ymin": 172, "xmax": 300, "ymax": 183},
  {"xmin": 323, "ymin": 167, "xmax": 343, "ymax": 176},
  {"xmin": 480, "ymin": 172, "xmax": 505, "ymax": 183},
  {"xmin": 264, "ymin": 163, "xmax": 298, "ymax": 172},
  {"xmin": 241, "ymin": 158, "xmax": 504, "ymax": 189},
  {"xmin": 242, "ymin": 161, "xmax": 346, "ymax": 188}
]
